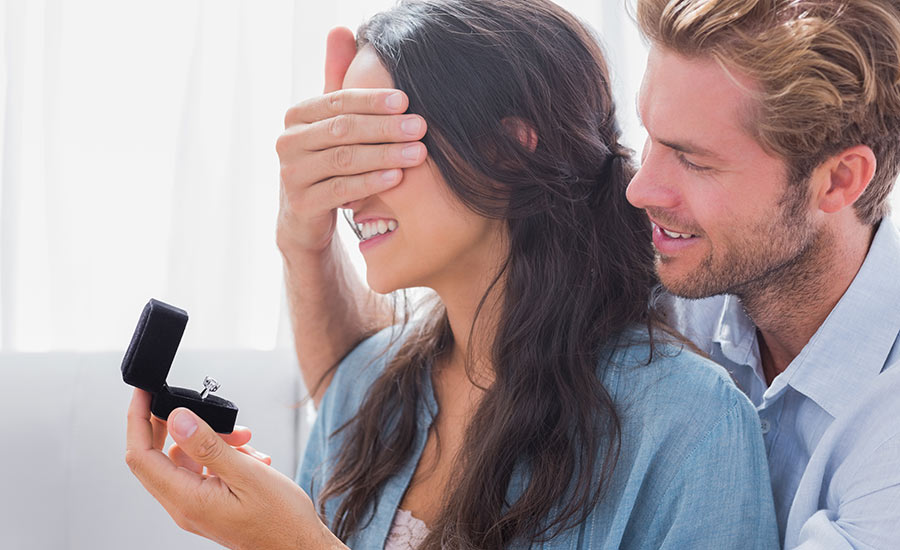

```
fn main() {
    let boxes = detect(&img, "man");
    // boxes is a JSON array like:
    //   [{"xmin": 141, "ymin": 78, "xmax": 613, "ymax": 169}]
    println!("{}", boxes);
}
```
[
  {"xmin": 625, "ymin": 1, "xmax": 900, "ymax": 547},
  {"xmin": 275, "ymin": 1, "xmax": 900, "ymax": 547}
]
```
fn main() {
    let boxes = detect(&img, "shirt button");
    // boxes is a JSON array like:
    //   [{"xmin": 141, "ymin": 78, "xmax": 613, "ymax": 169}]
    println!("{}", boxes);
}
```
[{"xmin": 760, "ymin": 419, "xmax": 771, "ymax": 434}]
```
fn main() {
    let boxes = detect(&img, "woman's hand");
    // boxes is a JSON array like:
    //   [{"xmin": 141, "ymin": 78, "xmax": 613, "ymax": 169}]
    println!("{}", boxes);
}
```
[
  {"xmin": 166, "ymin": 417, "xmax": 272, "ymax": 473},
  {"xmin": 125, "ymin": 388, "xmax": 347, "ymax": 550}
]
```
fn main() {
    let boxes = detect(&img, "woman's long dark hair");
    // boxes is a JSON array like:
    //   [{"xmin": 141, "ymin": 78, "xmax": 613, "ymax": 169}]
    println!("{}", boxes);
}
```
[{"xmin": 318, "ymin": 1, "xmax": 659, "ymax": 547}]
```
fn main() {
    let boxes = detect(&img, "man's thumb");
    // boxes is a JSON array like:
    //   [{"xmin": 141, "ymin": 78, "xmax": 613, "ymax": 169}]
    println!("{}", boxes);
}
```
[
  {"xmin": 324, "ymin": 26, "xmax": 357, "ymax": 94},
  {"xmin": 168, "ymin": 408, "xmax": 240, "ymax": 476}
]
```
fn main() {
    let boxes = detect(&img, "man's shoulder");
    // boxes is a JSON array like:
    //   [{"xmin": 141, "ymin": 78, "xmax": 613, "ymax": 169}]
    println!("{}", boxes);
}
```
[{"xmin": 826, "ymin": 364, "xmax": 900, "ymax": 453}]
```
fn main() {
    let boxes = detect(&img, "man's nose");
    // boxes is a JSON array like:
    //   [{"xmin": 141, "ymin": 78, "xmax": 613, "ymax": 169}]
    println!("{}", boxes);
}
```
[{"xmin": 626, "ymin": 149, "xmax": 679, "ymax": 211}]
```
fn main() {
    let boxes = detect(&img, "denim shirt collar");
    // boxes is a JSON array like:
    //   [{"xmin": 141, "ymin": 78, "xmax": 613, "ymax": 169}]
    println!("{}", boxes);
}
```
[
  {"xmin": 350, "ymin": 361, "xmax": 439, "ymax": 549},
  {"xmin": 713, "ymin": 219, "xmax": 900, "ymax": 418}
]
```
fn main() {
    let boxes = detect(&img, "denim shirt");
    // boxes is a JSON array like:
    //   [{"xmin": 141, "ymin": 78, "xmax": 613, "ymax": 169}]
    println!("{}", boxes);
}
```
[{"xmin": 297, "ymin": 327, "xmax": 779, "ymax": 549}]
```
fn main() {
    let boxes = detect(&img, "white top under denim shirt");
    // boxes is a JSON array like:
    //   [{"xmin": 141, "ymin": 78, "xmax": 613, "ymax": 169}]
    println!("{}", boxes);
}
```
[
  {"xmin": 666, "ymin": 218, "xmax": 900, "ymax": 549},
  {"xmin": 297, "ymin": 326, "xmax": 779, "ymax": 549}
]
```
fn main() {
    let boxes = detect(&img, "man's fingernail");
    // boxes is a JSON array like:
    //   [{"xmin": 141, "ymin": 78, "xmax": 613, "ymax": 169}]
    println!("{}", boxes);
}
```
[
  {"xmin": 402, "ymin": 144, "xmax": 422, "ymax": 160},
  {"xmin": 172, "ymin": 411, "xmax": 198, "ymax": 438},
  {"xmin": 382, "ymin": 169, "xmax": 402, "ymax": 183},
  {"xmin": 386, "ymin": 92, "xmax": 404, "ymax": 110},
  {"xmin": 401, "ymin": 117, "xmax": 421, "ymax": 135}
]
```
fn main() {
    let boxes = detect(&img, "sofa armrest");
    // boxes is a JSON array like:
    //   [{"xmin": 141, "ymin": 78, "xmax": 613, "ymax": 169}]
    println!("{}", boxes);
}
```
[{"xmin": 0, "ymin": 349, "xmax": 304, "ymax": 550}]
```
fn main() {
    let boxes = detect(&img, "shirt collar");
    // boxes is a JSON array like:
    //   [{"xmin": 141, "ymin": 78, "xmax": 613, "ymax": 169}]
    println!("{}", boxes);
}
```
[
  {"xmin": 776, "ymin": 219, "xmax": 900, "ymax": 417},
  {"xmin": 713, "ymin": 294, "xmax": 759, "ymax": 366},
  {"xmin": 712, "ymin": 219, "xmax": 900, "ymax": 418}
]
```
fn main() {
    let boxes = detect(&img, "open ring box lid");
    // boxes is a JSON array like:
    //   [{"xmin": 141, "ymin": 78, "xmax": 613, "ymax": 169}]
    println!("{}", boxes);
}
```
[{"xmin": 121, "ymin": 299, "xmax": 238, "ymax": 433}]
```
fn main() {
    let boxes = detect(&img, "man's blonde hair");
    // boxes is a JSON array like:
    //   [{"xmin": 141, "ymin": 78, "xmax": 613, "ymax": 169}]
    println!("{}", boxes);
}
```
[{"xmin": 636, "ymin": 0, "xmax": 900, "ymax": 224}]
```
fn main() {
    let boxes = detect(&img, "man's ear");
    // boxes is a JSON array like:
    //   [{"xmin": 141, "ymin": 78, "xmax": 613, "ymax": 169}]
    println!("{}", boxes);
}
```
[
  {"xmin": 501, "ymin": 117, "xmax": 539, "ymax": 152},
  {"xmin": 814, "ymin": 144, "xmax": 877, "ymax": 214}
]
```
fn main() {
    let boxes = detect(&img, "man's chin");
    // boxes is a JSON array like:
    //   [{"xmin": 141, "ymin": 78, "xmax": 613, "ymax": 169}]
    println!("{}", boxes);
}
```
[{"xmin": 656, "ymin": 261, "xmax": 723, "ymax": 300}]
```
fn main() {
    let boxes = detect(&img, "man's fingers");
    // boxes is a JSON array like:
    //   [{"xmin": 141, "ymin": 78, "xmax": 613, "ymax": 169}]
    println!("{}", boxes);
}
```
[
  {"xmin": 324, "ymin": 27, "xmax": 357, "ymax": 94},
  {"xmin": 289, "ymin": 141, "xmax": 426, "ymax": 188},
  {"xmin": 284, "ymin": 89, "xmax": 409, "ymax": 127},
  {"xmin": 309, "ymin": 169, "xmax": 406, "ymax": 211},
  {"xmin": 279, "ymin": 114, "xmax": 427, "ymax": 155}
]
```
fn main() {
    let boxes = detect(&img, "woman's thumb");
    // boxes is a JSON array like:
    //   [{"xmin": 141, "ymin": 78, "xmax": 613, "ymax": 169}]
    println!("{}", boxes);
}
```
[{"xmin": 168, "ymin": 408, "xmax": 242, "ymax": 477}]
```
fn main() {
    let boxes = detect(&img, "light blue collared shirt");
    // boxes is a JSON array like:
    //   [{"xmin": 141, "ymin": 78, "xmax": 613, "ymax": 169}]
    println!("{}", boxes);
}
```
[
  {"xmin": 298, "ymin": 327, "xmax": 779, "ymax": 549},
  {"xmin": 667, "ymin": 218, "xmax": 900, "ymax": 549}
]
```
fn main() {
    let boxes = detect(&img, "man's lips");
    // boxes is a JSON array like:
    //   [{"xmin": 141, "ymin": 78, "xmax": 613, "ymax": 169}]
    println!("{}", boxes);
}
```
[
  {"xmin": 647, "ymin": 216, "xmax": 700, "ymax": 239},
  {"xmin": 650, "ymin": 220, "xmax": 701, "ymax": 256}
]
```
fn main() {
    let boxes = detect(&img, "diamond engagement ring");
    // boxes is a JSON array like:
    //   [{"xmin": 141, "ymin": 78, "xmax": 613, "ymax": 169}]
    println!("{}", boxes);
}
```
[{"xmin": 199, "ymin": 376, "xmax": 220, "ymax": 400}]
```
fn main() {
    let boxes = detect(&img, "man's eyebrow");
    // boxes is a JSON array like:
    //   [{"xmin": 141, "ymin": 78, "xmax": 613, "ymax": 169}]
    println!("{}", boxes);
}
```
[{"xmin": 658, "ymin": 138, "xmax": 722, "ymax": 160}]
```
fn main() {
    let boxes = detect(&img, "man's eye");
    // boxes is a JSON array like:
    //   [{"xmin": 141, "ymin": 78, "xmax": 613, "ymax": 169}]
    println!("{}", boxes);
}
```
[{"xmin": 676, "ymin": 153, "xmax": 710, "ymax": 172}]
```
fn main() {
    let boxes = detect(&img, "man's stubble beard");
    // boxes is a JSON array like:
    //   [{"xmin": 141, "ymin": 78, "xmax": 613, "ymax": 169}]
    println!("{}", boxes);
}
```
[{"xmin": 659, "ymin": 180, "xmax": 830, "ymax": 306}]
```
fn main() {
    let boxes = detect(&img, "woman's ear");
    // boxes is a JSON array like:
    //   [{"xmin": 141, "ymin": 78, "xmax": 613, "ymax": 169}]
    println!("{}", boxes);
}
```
[
  {"xmin": 501, "ymin": 117, "xmax": 539, "ymax": 152},
  {"xmin": 814, "ymin": 144, "xmax": 877, "ymax": 214}
]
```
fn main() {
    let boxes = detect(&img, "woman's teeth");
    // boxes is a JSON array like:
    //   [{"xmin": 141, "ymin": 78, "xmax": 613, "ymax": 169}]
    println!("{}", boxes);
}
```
[{"xmin": 357, "ymin": 220, "xmax": 398, "ymax": 241}]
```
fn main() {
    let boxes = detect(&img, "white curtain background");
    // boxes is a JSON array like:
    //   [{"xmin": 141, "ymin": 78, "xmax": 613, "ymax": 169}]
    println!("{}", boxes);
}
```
[{"xmin": 4, "ymin": 1, "xmax": 888, "ymax": 353}]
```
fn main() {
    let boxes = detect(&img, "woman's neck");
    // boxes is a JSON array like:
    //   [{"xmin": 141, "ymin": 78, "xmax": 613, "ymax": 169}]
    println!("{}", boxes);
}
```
[{"xmin": 431, "ymin": 273, "xmax": 503, "ymax": 386}]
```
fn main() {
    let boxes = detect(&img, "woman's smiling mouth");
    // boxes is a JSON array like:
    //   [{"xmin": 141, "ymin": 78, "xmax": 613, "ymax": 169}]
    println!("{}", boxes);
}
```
[{"xmin": 354, "ymin": 218, "xmax": 398, "ymax": 243}]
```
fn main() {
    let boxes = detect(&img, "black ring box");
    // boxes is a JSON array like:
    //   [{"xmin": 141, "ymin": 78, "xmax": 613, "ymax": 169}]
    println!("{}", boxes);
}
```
[{"xmin": 121, "ymin": 299, "xmax": 238, "ymax": 433}]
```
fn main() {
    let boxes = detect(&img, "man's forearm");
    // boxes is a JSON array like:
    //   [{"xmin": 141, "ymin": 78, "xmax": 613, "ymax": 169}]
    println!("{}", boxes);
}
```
[{"xmin": 282, "ymin": 234, "xmax": 392, "ymax": 407}]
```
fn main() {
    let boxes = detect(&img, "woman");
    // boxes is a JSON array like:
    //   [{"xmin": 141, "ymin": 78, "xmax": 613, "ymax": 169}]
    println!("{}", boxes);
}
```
[{"xmin": 297, "ymin": 0, "xmax": 779, "ymax": 548}]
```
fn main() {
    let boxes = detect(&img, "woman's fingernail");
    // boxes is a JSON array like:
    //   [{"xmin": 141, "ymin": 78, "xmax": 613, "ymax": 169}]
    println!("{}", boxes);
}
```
[
  {"xmin": 249, "ymin": 448, "xmax": 270, "ymax": 461},
  {"xmin": 386, "ymin": 92, "xmax": 404, "ymax": 110},
  {"xmin": 172, "ymin": 411, "xmax": 198, "ymax": 438}
]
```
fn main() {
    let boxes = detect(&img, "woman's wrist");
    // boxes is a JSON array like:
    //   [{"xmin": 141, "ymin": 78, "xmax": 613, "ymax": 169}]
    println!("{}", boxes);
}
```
[{"xmin": 304, "ymin": 520, "xmax": 349, "ymax": 550}]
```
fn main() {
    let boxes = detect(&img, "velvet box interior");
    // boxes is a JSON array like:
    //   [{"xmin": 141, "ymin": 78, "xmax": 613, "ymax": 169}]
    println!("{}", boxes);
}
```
[{"xmin": 121, "ymin": 299, "xmax": 238, "ymax": 434}]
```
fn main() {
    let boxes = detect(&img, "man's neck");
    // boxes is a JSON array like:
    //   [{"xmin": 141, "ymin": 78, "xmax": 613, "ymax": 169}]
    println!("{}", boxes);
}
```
[{"xmin": 740, "ymin": 222, "xmax": 875, "ymax": 382}]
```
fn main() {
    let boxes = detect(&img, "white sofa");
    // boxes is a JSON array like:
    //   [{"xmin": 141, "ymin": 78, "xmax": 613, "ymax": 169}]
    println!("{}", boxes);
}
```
[{"xmin": 0, "ymin": 349, "xmax": 311, "ymax": 550}]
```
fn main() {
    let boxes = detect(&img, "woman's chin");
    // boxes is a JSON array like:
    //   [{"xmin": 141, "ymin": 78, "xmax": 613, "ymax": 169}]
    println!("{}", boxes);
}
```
[{"xmin": 365, "ymin": 273, "xmax": 402, "ymax": 295}]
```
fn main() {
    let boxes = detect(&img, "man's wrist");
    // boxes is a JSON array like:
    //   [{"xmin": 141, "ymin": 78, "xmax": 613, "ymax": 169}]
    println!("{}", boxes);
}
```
[{"xmin": 277, "ymin": 235, "xmax": 337, "ymax": 271}]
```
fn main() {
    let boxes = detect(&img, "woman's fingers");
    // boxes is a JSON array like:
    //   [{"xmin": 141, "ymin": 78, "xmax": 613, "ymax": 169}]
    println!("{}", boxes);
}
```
[
  {"xmin": 168, "ymin": 443, "xmax": 203, "ymax": 474},
  {"xmin": 166, "ymin": 408, "xmax": 257, "ymax": 488},
  {"xmin": 150, "ymin": 413, "xmax": 168, "ymax": 451},
  {"xmin": 220, "ymin": 425, "xmax": 252, "ymax": 447},
  {"xmin": 166, "ymin": 442, "xmax": 270, "ymax": 481},
  {"xmin": 125, "ymin": 390, "xmax": 206, "ymax": 503},
  {"xmin": 235, "ymin": 445, "xmax": 272, "ymax": 466}
]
